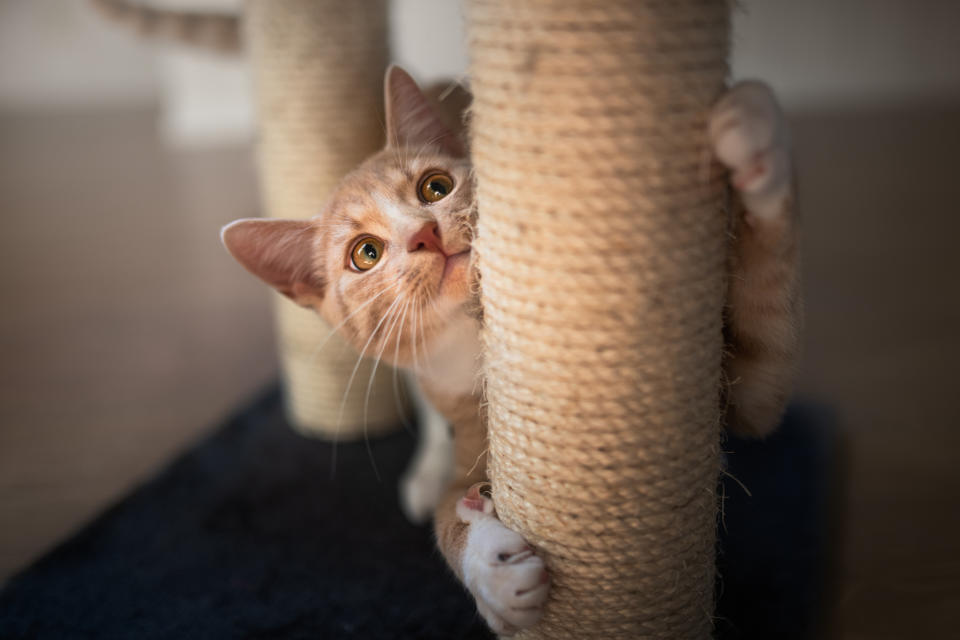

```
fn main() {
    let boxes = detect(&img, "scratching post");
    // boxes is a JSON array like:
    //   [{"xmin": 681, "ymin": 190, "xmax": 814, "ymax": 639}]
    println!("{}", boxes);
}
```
[
  {"xmin": 243, "ymin": 0, "xmax": 406, "ymax": 438},
  {"xmin": 468, "ymin": 1, "xmax": 730, "ymax": 637}
]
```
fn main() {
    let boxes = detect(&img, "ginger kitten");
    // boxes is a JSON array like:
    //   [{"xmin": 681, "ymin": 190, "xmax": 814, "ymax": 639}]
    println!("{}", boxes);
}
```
[{"xmin": 222, "ymin": 67, "xmax": 800, "ymax": 635}]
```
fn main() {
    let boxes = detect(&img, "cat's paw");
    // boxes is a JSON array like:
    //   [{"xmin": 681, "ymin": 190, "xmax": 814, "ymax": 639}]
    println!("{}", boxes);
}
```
[
  {"xmin": 399, "ymin": 405, "xmax": 453, "ymax": 524},
  {"xmin": 709, "ymin": 81, "xmax": 791, "ymax": 218},
  {"xmin": 399, "ymin": 460, "xmax": 448, "ymax": 524},
  {"xmin": 457, "ymin": 485, "xmax": 550, "ymax": 636}
]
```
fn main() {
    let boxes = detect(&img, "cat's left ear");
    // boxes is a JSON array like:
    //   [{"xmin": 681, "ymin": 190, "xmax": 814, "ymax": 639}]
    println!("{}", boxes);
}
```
[
  {"xmin": 221, "ymin": 218, "xmax": 326, "ymax": 307},
  {"xmin": 384, "ymin": 65, "xmax": 465, "ymax": 157}
]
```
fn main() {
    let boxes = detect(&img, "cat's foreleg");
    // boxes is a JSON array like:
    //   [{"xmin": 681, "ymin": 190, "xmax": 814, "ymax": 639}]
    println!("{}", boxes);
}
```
[
  {"xmin": 399, "ymin": 374, "xmax": 453, "ymax": 523},
  {"xmin": 709, "ymin": 81, "xmax": 802, "ymax": 437},
  {"xmin": 427, "ymin": 398, "xmax": 549, "ymax": 636},
  {"xmin": 434, "ymin": 480, "xmax": 549, "ymax": 636}
]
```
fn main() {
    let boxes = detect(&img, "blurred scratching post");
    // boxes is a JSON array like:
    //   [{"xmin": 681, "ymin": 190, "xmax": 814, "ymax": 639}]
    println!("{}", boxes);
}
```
[
  {"xmin": 468, "ymin": 1, "xmax": 729, "ymax": 637},
  {"xmin": 244, "ymin": 0, "xmax": 405, "ymax": 438}
]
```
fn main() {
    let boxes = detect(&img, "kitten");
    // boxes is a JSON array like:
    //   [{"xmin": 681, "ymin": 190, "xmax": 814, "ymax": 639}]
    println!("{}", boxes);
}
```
[{"xmin": 222, "ymin": 67, "xmax": 801, "ymax": 635}]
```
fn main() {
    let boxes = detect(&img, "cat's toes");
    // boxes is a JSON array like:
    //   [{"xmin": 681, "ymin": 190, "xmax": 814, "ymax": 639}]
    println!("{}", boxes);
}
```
[
  {"xmin": 461, "ymin": 508, "xmax": 550, "ymax": 635},
  {"xmin": 709, "ymin": 81, "xmax": 780, "ymax": 169},
  {"xmin": 709, "ymin": 81, "xmax": 791, "ymax": 207},
  {"xmin": 474, "ymin": 598, "xmax": 520, "ymax": 636}
]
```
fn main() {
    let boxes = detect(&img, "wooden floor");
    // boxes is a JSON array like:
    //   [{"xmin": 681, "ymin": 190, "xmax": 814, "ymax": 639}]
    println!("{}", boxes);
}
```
[
  {"xmin": 1, "ymin": 106, "xmax": 959, "ymax": 638},
  {"xmin": 0, "ymin": 109, "xmax": 276, "ymax": 585}
]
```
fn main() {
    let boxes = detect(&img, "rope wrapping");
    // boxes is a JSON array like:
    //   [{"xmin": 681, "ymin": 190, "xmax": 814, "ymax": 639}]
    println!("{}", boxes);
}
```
[
  {"xmin": 467, "ymin": 1, "xmax": 730, "ymax": 636},
  {"xmin": 243, "ymin": 0, "xmax": 406, "ymax": 437}
]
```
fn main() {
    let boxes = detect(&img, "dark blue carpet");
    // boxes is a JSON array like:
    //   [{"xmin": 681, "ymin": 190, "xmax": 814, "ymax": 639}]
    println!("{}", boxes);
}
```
[{"xmin": 0, "ymin": 387, "xmax": 836, "ymax": 639}]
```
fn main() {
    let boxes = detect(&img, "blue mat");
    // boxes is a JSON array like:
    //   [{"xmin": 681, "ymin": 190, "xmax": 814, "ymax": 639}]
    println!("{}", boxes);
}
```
[{"xmin": 0, "ymin": 386, "xmax": 836, "ymax": 639}]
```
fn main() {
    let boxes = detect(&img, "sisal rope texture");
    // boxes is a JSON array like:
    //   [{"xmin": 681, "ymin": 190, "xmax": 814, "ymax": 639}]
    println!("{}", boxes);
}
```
[
  {"xmin": 467, "ymin": 1, "xmax": 730, "ymax": 637},
  {"xmin": 243, "ymin": 0, "xmax": 406, "ymax": 438}
]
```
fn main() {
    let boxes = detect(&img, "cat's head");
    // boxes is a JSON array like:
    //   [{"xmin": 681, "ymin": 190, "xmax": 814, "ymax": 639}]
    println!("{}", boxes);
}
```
[{"xmin": 221, "ymin": 66, "xmax": 475, "ymax": 368}]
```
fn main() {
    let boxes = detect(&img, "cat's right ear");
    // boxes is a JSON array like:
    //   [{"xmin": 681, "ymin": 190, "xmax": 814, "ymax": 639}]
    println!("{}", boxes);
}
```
[
  {"xmin": 221, "ymin": 219, "xmax": 326, "ymax": 307},
  {"xmin": 384, "ymin": 65, "xmax": 465, "ymax": 157}
]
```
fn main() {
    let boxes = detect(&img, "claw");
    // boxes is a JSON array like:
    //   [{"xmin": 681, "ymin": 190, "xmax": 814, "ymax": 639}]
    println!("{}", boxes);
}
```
[{"xmin": 457, "ymin": 482, "xmax": 495, "ymax": 522}]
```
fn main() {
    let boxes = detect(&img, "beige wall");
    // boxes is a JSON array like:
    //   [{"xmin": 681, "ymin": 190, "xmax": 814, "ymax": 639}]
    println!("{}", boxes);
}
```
[
  {"xmin": 0, "ymin": 0, "xmax": 160, "ymax": 109},
  {"xmin": 2, "ymin": 0, "xmax": 958, "ymax": 135},
  {"xmin": 731, "ymin": 0, "xmax": 960, "ymax": 109}
]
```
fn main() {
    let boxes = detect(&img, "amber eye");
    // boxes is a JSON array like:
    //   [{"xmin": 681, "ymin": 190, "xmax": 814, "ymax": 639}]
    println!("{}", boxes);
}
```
[
  {"xmin": 418, "ymin": 172, "xmax": 454, "ymax": 203},
  {"xmin": 351, "ymin": 236, "xmax": 384, "ymax": 271}
]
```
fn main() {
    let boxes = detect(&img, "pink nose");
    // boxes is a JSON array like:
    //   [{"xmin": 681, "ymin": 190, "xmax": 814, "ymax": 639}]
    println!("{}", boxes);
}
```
[{"xmin": 407, "ymin": 222, "xmax": 443, "ymax": 254}]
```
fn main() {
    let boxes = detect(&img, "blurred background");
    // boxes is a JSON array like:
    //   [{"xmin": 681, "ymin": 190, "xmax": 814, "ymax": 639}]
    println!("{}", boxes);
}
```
[{"xmin": 1, "ymin": 0, "xmax": 958, "ymax": 638}]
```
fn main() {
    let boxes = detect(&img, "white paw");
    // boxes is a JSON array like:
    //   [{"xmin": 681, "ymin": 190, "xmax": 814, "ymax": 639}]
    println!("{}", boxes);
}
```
[
  {"xmin": 458, "ymin": 486, "xmax": 550, "ymax": 636},
  {"xmin": 399, "ymin": 388, "xmax": 453, "ymax": 524},
  {"xmin": 709, "ymin": 81, "xmax": 791, "ymax": 218},
  {"xmin": 399, "ymin": 456, "xmax": 449, "ymax": 524}
]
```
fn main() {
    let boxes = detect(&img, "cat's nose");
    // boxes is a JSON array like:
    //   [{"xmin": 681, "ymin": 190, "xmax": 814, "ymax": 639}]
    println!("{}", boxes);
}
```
[{"xmin": 407, "ymin": 222, "xmax": 444, "ymax": 254}]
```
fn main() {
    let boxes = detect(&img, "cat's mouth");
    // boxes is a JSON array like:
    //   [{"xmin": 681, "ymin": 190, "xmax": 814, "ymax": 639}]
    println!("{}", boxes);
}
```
[
  {"xmin": 443, "ymin": 249, "xmax": 471, "ymax": 273},
  {"xmin": 438, "ymin": 249, "xmax": 472, "ymax": 298}
]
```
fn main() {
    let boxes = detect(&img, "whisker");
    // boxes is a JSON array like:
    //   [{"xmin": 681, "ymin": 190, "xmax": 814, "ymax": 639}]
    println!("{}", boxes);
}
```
[
  {"xmin": 392, "ymin": 298, "xmax": 415, "ymax": 434},
  {"xmin": 358, "ymin": 294, "xmax": 407, "ymax": 481},
  {"xmin": 307, "ymin": 280, "xmax": 400, "ymax": 367},
  {"xmin": 437, "ymin": 74, "xmax": 468, "ymax": 102},
  {"xmin": 362, "ymin": 292, "xmax": 411, "ymax": 481},
  {"xmin": 415, "ymin": 293, "xmax": 437, "ymax": 377},
  {"xmin": 414, "ymin": 295, "xmax": 427, "ymax": 374},
  {"xmin": 410, "ymin": 293, "xmax": 423, "ymax": 375},
  {"xmin": 364, "ymin": 292, "xmax": 406, "ymax": 428},
  {"xmin": 318, "ymin": 282, "xmax": 401, "ymax": 480},
  {"xmin": 331, "ymin": 288, "xmax": 406, "ymax": 480}
]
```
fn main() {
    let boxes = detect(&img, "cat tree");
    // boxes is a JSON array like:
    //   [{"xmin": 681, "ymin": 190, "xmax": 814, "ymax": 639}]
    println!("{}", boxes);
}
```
[
  {"xmin": 468, "ymin": 1, "xmax": 730, "ymax": 637},
  {"xmin": 242, "ymin": 0, "xmax": 406, "ymax": 438},
  {"xmin": 93, "ymin": 0, "xmax": 731, "ymax": 634}
]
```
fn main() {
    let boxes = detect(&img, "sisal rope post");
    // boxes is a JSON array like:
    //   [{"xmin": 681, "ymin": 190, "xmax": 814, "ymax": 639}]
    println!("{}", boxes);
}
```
[
  {"xmin": 243, "ymin": 0, "xmax": 407, "ymax": 438},
  {"xmin": 467, "ymin": 1, "xmax": 730, "ymax": 637}
]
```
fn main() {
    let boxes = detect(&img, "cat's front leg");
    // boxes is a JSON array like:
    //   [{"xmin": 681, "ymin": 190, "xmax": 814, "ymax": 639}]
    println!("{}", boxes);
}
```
[
  {"xmin": 457, "ymin": 483, "xmax": 550, "ymax": 635},
  {"xmin": 424, "ymin": 387, "xmax": 549, "ymax": 635},
  {"xmin": 709, "ymin": 81, "xmax": 802, "ymax": 437},
  {"xmin": 435, "ymin": 482, "xmax": 550, "ymax": 636}
]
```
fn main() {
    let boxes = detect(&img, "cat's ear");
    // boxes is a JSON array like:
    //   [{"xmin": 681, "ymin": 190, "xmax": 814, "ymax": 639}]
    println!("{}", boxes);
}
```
[
  {"xmin": 221, "ymin": 219, "xmax": 326, "ymax": 306},
  {"xmin": 384, "ymin": 65, "xmax": 465, "ymax": 157}
]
